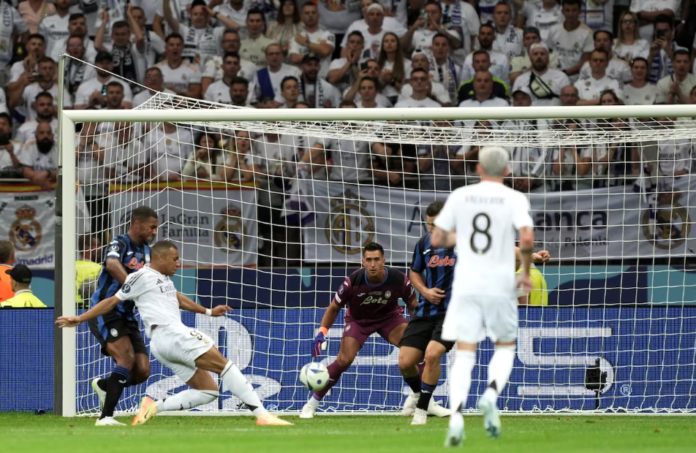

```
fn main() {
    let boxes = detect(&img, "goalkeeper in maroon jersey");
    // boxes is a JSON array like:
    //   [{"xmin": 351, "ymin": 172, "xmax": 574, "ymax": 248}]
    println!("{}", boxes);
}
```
[{"xmin": 300, "ymin": 242, "xmax": 418, "ymax": 418}]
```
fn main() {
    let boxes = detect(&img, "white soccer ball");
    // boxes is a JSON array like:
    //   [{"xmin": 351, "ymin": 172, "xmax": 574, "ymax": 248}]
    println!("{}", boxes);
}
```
[{"xmin": 299, "ymin": 362, "xmax": 329, "ymax": 392}]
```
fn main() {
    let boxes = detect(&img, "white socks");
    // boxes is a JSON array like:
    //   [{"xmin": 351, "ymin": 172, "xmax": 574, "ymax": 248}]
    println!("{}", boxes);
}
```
[
  {"xmin": 306, "ymin": 396, "xmax": 320, "ymax": 408},
  {"xmin": 449, "ymin": 349, "xmax": 476, "ymax": 422},
  {"xmin": 221, "ymin": 361, "xmax": 267, "ymax": 417},
  {"xmin": 483, "ymin": 345, "xmax": 516, "ymax": 402},
  {"xmin": 158, "ymin": 389, "xmax": 218, "ymax": 412}
]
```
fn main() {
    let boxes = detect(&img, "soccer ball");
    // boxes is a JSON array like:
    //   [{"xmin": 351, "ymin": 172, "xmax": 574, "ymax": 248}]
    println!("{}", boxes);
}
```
[{"xmin": 299, "ymin": 362, "xmax": 329, "ymax": 392}]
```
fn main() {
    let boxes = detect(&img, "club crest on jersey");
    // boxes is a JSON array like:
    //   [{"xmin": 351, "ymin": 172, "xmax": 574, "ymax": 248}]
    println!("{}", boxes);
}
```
[
  {"xmin": 9, "ymin": 206, "xmax": 42, "ymax": 251},
  {"xmin": 428, "ymin": 256, "xmax": 456, "ymax": 267},
  {"xmin": 214, "ymin": 205, "xmax": 247, "ymax": 253},
  {"xmin": 122, "ymin": 283, "xmax": 131, "ymax": 293},
  {"xmin": 385, "ymin": 291, "xmax": 391, "ymax": 298},
  {"xmin": 325, "ymin": 190, "xmax": 375, "ymax": 255}
]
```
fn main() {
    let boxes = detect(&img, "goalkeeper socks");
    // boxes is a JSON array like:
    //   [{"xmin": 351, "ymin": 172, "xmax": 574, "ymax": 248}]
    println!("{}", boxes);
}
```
[
  {"xmin": 449, "ymin": 350, "xmax": 475, "ymax": 415},
  {"xmin": 313, "ymin": 360, "xmax": 349, "ymax": 400},
  {"xmin": 101, "ymin": 366, "xmax": 131, "ymax": 418},
  {"xmin": 221, "ymin": 361, "xmax": 267, "ymax": 417},
  {"xmin": 417, "ymin": 381, "xmax": 436, "ymax": 410},
  {"xmin": 159, "ymin": 390, "xmax": 219, "ymax": 412},
  {"xmin": 483, "ymin": 345, "xmax": 516, "ymax": 402},
  {"xmin": 404, "ymin": 375, "xmax": 421, "ymax": 395}
]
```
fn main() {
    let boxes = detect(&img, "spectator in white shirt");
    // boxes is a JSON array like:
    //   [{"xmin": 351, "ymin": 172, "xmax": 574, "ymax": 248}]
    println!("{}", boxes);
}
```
[
  {"xmin": 327, "ymin": 30, "xmax": 366, "ymax": 93},
  {"xmin": 154, "ymin": 34, "xmax": 203, "ymax": 99},
  {"xmin": 38, "ymin": 0, "xmax": 71, "ymax": 56},
  {"xmin": 16, "ymin": 92, "xmax": 58, "ymax": 144},
  {"xmin": 353, "ymin": 76, "xmax": 388, "ymax": 107},
  {"xmin": 462, "ymin": 24, "xmax": 510, "ymax": 85},
  {"xmin": 129, "ymin": 6, "xmax": 166, "ymax": 68},
  {"xmin": 279, "ymin": 76, "xmax": 301, "ymax": 108},
  {"xmin": 230, "ymin": 77, "xmax": 253, "ymax": 107},
  {"xmin": 0, "ymin": 2, "xmax": 28, "ymax": 75},
  {"xmin": 623, "ymin": 57, "xmax": 657, "ymax": 105},
  {"xmin": 343, "ymin": 58, "xmax": 393, "ymax": 106},
  {"xmin": 579, "ymin": 30, "xmax": 631, "ymax": 83},
  {"xmin": 6, "ymin": 33, "xmax": 45, "ymax": 110},
  {"xmin": 240, "ymin": 9, "xmax": 276, "ymax": 68},
  {"xmin": 63, "ymin": 35, "xmax": 98, "ymax": 100},
  {"xmin": 613, "ymin": 11, "xmax": 650, "ymax": 62},
  {"xmin": 506, "ymin": 87, "xmax": 547, "ymax": 193},
  {"xmin": 95, "ymin": 16, "xmax": 148, "ymax": 86},
  {"xmin": 134, "ymin": 67, "xmax": 177, "ymax": 107},
  {"xmin": 513, "ymin": 42, "xmax": 570, "ymax": 106},
  {"xmin": 341, "ymin": 1, "xmax": 406, "ymax": 58},
  {"xmin": 575, "ymin": 49, "xmax": 624, "ymax": 104},
  {"xmin": 213, "ymin": 0, "xmax": 249, "ymax": 39},
  {"xmin": 15, "ymin": 57, "xmax": 72, "ymax": 120},
  {"xmin": 288, "ymin": 3, "xmax": 335, "ymax": 79},
  {"xmin": 647, "ymin": 14, "xmax": 684, "ymax": 83},
  {"xmin": 378, "ymin": 32, "xmax": 412, "ymax": 104},
  {"xmin": 457, "ymin": 50, "xmax": 509, "ymax": 103},
  {"xmin": 20, "ymin": 122, "xmax": 57, "ymax": 190},
  {"xmin": 298, "ymin": 54, "xmax": 342, "ymax": 108},
  {"xmin": 254, "ymin": 43, "xmax": 302, "ymax": 108},
  {"xmin": 400, "ymin": 1, "xmax": 460, "ymax": 53},
  {"xmin": 399, "ymin": 51, "xmax": 452, "ymax": 106},
  {"xmin": 147, "ymin": 122, "xmax": 194, "ymax": 181},
  {"xmin": 491, "ymin": 2, "xmax": 524, "ymax": 61},
  {"xmin": 0, "ymin": 113, "xmax": 21, "ymax": 176},
  {"xmin": 630, "ymin": 0, "xmax": 678, "ymax": 41},
  {"xmin": 546, "ymin": 0, "xmax": 594, "ymax": 82},
  {"xmin": 655, "ymin": 50, "xmax": 696, "ymax": 104},
  {"xmin": 510, "ymin": 26, "xmax": 561, "ymax": 85},
  {"xmin": 394, "ymin": 67, "xmax": 441, "ymax": 107},
  {"xmin": 204, "ymin": 52, "xmax": 251, "ymax": 104},
  {"xmin": 74, "ymin": 51, "xmax": 135, "ymax": 109},
  {"xmin": 49, "ymin": 13, "xmax": 97, "ymax": 63},
  {"xmin": 428, "ymin": 33, "xmax": 463, "ymax": 104},
  {"xmin": 517, "ymin": 0, "xmax": 563, "ymax": 42},
  {"xmin": 201, "ymin": 29, "xmax": 258, "ymax": 95},
  {"xmin": 459, "ymin": 70, "xmax": 510, "ymax": 107}
]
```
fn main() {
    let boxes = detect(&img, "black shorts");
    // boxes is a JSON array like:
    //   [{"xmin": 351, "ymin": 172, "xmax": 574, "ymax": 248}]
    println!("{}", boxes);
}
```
[
  {"xmin": 88, "ymin": 316, "xmax": 148, "ymax": 357},
  {"xmin": 399, "ymin": 315, "xmax": 455, "ymax": 352}
]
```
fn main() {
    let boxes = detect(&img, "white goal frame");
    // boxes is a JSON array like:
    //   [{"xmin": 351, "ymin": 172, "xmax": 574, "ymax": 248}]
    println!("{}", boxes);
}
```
[{"xmin": 55, "ymin": 103, "xmax": 696, "ymax": 417}]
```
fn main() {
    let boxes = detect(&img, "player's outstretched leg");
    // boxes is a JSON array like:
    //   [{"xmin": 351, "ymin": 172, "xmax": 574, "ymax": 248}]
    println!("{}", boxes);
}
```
[
  {"xmin": 445, "ymin": 345, "xmax": 476, "ymax": 447},
  {"xmin": 397, "ymin": 346, "xmax": 424, "ymax": 417},
  {"xmin": 95, "ymin": 338, "xmax": 139, "ymax": 426},
  {"xmin": 301, "ymin": 337, "xmax": 360, "ymax": 419},
  {"xmin": 477, "ymin": 342, "xmax": 515, "ymax": 439}
]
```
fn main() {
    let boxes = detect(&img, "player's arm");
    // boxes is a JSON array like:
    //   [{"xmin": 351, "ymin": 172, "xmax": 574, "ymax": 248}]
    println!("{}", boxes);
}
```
[
  {"xmin": 177, "ymin": 292, "xmax": 232, "ymax": 316},
  {"xmin": 105, "ymin": 258, "xmax": 129, "ymax": 284},
  {"xmin": 515, "ymin": 246, "xmax": 550, "ymax": 263},
  {"xmin": 430, "ymin": 226, "xmax": 456, "ymax": 248},
  {"xmin": 409, "ymin": 270, "xmax": 445, "ymax": 305},
  {"xmin": 55, "ymin": 295, "xmax": 122, "ymax": 327}
]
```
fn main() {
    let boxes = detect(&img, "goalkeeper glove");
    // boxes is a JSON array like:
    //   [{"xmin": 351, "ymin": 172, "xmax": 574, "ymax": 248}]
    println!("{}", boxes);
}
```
[{"xmin": 312, "ymin": 327, "xmax": 328, "ymax": 357}]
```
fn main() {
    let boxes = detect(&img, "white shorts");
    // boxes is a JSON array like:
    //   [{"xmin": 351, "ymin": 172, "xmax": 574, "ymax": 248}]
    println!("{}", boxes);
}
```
[
  {"xmin": 150, "ymin": 323, "xmax": 215, "ymax": 382},
  {"xmin": 442, "ymin": 294, "xmax": 518, "ymax": 344}
]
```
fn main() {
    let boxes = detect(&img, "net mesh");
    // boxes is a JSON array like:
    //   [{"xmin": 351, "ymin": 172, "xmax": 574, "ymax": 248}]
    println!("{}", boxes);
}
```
[{"xmin": 69, "ymin": 71, "xmax": 696, "ymax": 415}]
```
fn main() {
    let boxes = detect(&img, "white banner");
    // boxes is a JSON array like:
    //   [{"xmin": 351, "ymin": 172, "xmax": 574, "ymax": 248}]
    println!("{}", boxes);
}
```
[
  {"xmin": 109, "ymin": 184, "xmax": 257, "ymax": 266},
  {"xmin": 0, "ymin": 185, "xmax": 89, "ymax": 269},
  {"xmin": 301, "ymin": 178, "xmax": 696, "ymax": 262}
]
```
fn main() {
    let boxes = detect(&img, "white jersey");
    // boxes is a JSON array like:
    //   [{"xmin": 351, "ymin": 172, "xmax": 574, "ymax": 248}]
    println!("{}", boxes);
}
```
[
  {"xmin": 21, "ymin": 83, "xmax": 72, "ymax": 121},
  {"xmin": 74, "ymin": 76, "xmax": 134, "ymax": 107},
  {"xmin": 657, "ymin": 138, "xmax": 692, "ymax": 177},
  {"xmin": 0, "ymin": 3, "xmax": 28, "ymax": 69},
  {"xmin": 38, "ymin": 13, "xmax": 70, "ymax": 57},
  {"xmin": 213, "ymin": 1, "xmax": 251, "ymax": 39},
  {"xmin": 115, "ymin": 267, "xmax": 181, "ymax": 338},
  {"xmin": 288, "ymin": 28, "xmax": 336, "ymax": 79},
  {"xmin": 412, "ymin": 27, "xmax": 460, "ymax": 53},
  {"xmin": 133, "ymin": 88, "xmax": 177, "ymax": 107},
  {"xmin": 512, "ymin": 69, "xmax": 570, "ymax": 106},
  {"xmin": 16, "ymin": 118, "xmax": 58, "ymax": 144},
  {"xmin": 612, "ymin": 38, "xmax": 649, "ymax": 62},
  {"xmin": 579, "ymin": 57, "xmax": 631, "ymax": 83},
  {"xmin": 574, "ymin": 75, "xmax": 623, "ymax": 101},
  {"xmin": 178, "ymin": 24, "xmax": 225, "ymax": 70},
  {"xmin": 435, "ymin": 180, "xmax": 534, "ymax": 298},
  {"xmin": 399, "ymin": 80, "xmax": 451, "ymax": 104},
  {"xmin": 146, "ymin": 127, "xmax": 194, "ymax": 176},
  {"xmin": 203, "ymin": 55, "xmax": 257, "ymax": 83},
  {"xmin": 441, "ymin": 0, "xmax": 478, "ymax": 62},
  {"xmin": 18, "ymin": 141, "xmax": 57, "ymax": 172},
  {"xmin": 523, "ymin": 3, "xmax": 562, "ymax": 41},
  {"xmin": 155, "ymin": 60, "xmax": 202, "ymax": 93},
  {"xmin": 546, "ymin": 22, "xmax": 594, "ymax": 77},
  {"xmin": 493, "ymin": 25, "xmax": 524, "ymax": 61},
  {"xmin": 461, "ymin": 50, "xmax": 510, "ymax": 85},
  {"xmin": 394, "ymin": 97, "xmax": 441, "ymax": 108},
  {"xmin": 622, "ymin": 83, "xmax": 657, "ymax": 105},
  {"xmin": 50, "ymin": 36, "xmax": 97, "ymax": 64},
  {"xmin": 630, "ymin": 0, "xmax": 678, "ymax": 41}
]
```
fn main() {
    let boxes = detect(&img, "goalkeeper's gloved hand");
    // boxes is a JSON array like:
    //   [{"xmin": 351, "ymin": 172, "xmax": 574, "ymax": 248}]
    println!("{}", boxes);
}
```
[{"xmin": 312, "ymin": 327, "xmax": 328, "ymax": 357}]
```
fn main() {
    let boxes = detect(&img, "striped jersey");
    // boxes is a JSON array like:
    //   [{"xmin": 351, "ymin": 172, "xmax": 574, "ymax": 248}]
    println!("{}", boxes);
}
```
[
  {"xmin": 91, "ymin": 234, "xmax": 151, "ymax": 321},
  {"xmin": 410, "ymin": 233, "xmax": 455, "ymax": 317}
]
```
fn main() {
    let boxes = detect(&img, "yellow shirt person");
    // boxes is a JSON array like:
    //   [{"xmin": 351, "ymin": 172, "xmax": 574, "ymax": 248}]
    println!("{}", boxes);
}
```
[
  {"xmin": 0, "ymin": 265, "xmax": 47, "ymax": 308},
  {"xmin": 516, "ymin": 264, "xmax": 548, "ymax": 306},
  {"xmin": 76, "ymin": 259, "xmax": 102, "ymax": 307}
]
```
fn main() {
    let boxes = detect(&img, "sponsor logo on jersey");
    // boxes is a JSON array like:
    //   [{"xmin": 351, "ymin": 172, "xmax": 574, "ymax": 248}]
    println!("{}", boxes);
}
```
[
  {"xmin": 214, "ymin": 205, "xmax": 247, "ymax": 252},
  {"xmin": 325, "ymin": 190, "xmax": 375, "ymax": 255},
  {"xmin": 428, "ymin": 256, "xmax": 456, "ymax": 267},
  {"xmin": 9, "ymin": 206, "xmax": 42, "ymax": 251},
  {"xmin": 360, "ymin": 296, "xmax": 388, "ymax": 305},
  {"xmin": 642, "ymin": 192, "xmax": 691, "ymax": 250},
  {"xmin": 369, "ymin": 291, "xmax": 382, "ymax": 296}
]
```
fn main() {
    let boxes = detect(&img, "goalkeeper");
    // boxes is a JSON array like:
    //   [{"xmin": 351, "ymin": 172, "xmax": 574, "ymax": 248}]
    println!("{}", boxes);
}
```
[{"xmin": 515, "ymin": 248, "xmax": 549, "ymax": 305}]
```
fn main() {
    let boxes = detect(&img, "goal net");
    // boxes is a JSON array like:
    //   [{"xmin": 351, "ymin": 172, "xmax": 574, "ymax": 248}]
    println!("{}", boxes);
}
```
[{"xmin": 60, "ymin": 81, "xmax": 696, "ymax": 416}]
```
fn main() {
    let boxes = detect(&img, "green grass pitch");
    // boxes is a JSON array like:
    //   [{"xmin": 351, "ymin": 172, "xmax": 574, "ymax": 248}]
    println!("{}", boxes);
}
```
[{"xmin": 1, "ymin": 413, "xmax": 694, "ymax": 452}]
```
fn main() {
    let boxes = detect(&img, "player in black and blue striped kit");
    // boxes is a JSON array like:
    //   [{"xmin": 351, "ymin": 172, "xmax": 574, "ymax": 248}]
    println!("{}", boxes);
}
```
[
  {"xmin": 87, "ymin": 206, "xmax": 158, "ymax": 426},
  {"xmin": 399, "ymin": 201, "xmax": 456, "ymax": 424}
]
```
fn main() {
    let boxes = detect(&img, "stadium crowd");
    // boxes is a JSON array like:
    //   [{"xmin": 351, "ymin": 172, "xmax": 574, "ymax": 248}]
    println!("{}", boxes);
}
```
[{"xmin": 0, "ymin": 0, "xmax": 694, "ymax": 216}]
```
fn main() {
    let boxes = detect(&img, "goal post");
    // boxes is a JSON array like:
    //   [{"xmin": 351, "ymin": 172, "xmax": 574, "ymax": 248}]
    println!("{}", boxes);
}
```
[{"xmin": 57, "ymin": 96, "xmax": 696, "ymax": 417}]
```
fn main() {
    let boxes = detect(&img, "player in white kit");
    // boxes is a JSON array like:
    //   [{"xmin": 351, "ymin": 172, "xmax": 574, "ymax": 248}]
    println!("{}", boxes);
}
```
[
  {"xmin": 57, "ymin": 240, "xmax": 291, "ymax": 426},
  {"xmin": 430, "ymin": 146, "xmax": 535, "ymax": 446}
]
